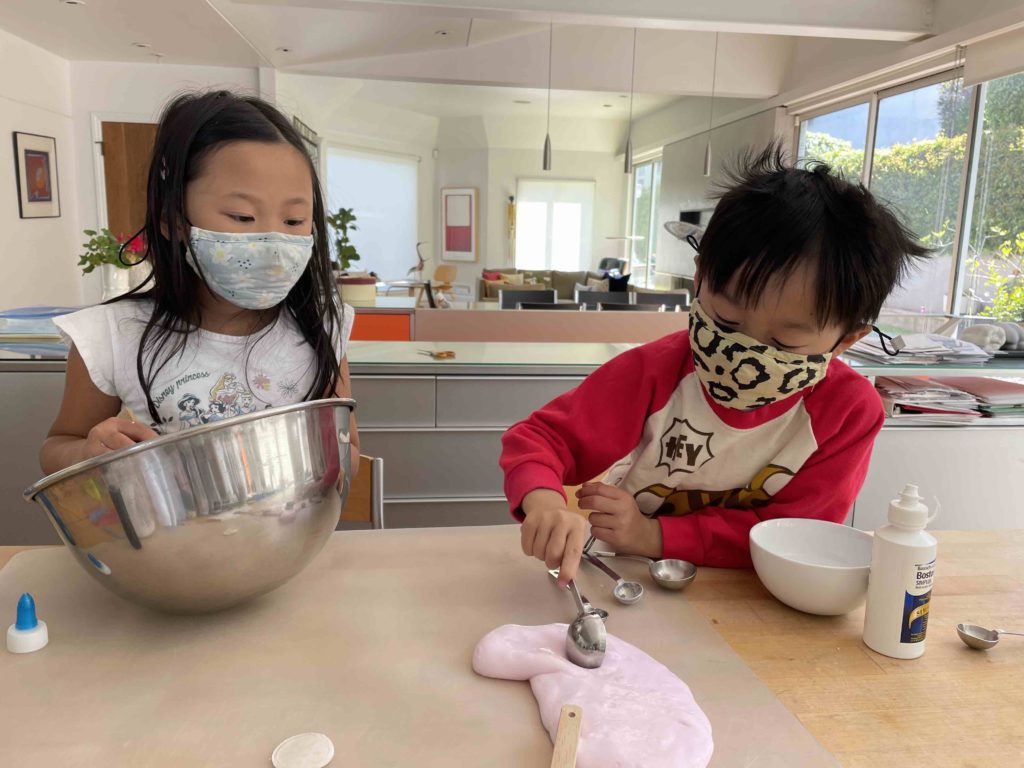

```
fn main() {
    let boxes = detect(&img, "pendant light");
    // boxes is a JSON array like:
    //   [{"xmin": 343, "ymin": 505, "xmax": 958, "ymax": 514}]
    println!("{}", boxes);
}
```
[
  {"xmin": 624, "ymin": 27, "xmax": 637, "ymax": 175},
  {"xmin": 543, "ymin": 22, "xmax": 553, "ymax": 171},
  {"xmin": 703, "ymin": 32, "xmax": 719, "ymax": 178}
]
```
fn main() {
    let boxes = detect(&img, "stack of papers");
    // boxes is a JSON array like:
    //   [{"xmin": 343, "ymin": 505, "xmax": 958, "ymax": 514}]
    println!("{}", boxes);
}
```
[
  {"xmin": 931, "ymin": 376, "xmax": 1024, "ymax": 422},
  {"xmin": 0, "ymin": 306, "xmax": 75, "ymax": 341},
  {"xmin": 874, "ymin": 376, "xmax": 982, "ymax": 424},
  {"xmin": 848, "ymin": 333, "xmax": 992, "ymax": 365}
]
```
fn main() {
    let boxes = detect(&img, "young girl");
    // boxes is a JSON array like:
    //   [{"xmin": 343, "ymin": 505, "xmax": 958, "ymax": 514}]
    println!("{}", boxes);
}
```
[{"xmin": 40, "ymin": 90, "xmax": 358, "ymax": 474}]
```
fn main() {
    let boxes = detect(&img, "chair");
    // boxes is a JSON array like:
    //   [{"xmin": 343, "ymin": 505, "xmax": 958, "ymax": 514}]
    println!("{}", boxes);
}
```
[
  {"xmin": 516, "ymin": 302, "xmax": 584, "ymax": 310},
  {"xmin": 634, "ymin": 292, "xmax": 690, "ymax": 311},
  {"xmin": 597, "ymin": 258, "xmax": 626, "ymax": 275},
  {"xmin": 339, "ymin": 454, "xmax": 384, "ymax": 529},
  {"xmin": 499, "ymin": 288, "xmax": 556, "ymax": 309},
  {"xmin": 416, "ymin": 265, "xmax": 460, "ymax": 306},
  {"xmin": 597, "ymin": 302, "xmax": 664, "ymax": 311},
  {"xmin": 575, "ymin": 289, "xmax": 630, "ymax": 309}
]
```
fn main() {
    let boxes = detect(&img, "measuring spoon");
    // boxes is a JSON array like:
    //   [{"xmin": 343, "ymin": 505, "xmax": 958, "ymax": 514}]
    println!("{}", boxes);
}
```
[
  {"xmin": 956, "ymin": 622, "xmax": 1024, "ymax": 650},
  {"xmin": 582, "ymin": 552, "xmax": 644, "ymax": 605},
  {"xmin": 564, "ymin": 579, "xmax": 607, "ymax": 669},
  {"xmin": 591, "ymin": 550, "xmax": 697, "ymax": 591}
]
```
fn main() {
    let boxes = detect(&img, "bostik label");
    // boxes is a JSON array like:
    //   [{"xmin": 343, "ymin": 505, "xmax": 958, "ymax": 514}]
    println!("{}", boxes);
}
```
[{"xmin": 901, "ymin": 558, "xmax": 935, "ymax": 644}]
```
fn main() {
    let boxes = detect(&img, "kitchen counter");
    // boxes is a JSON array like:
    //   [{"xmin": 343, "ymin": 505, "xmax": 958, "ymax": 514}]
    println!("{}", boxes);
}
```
[{"xmin": 2, "ymin": 529, "xmax": 1021, "ymax": 766}]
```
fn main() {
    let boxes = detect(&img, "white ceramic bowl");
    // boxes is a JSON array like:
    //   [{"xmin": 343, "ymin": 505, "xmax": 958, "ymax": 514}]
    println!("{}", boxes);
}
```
[{"xmin": 749, "ymin": 519, "xmax": 872, "ymax": 616}]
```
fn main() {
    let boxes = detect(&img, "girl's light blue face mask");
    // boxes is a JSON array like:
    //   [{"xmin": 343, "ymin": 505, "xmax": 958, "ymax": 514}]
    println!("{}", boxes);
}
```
[{"xmin": 186, "ymin": 226, "xmax": 314, "ymax": 310}]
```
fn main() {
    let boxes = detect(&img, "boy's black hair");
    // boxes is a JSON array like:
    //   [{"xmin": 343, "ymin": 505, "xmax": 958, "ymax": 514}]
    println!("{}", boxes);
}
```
[
  {"xmin": 697, "ymin": 140, "xmax": 930, "ymax": 332},
  {"xmin": 112, "ymin": 90, "xmax": 343, "ymax": 425}
]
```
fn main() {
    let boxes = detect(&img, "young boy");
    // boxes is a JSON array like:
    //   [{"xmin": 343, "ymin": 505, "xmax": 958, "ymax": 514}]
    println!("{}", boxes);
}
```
[{"xmin": 501, "ymin": 143, "xmax": 929, "ymax": 587}]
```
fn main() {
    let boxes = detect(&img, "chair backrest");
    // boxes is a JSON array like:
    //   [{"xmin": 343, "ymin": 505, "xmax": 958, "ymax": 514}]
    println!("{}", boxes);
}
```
[
  {"xmin": 576, "ymin": 289, "xmax": 630, "ymax": 308},
  {"xmin": 499, "ymin": 288, "xmax": 557, "ymax": 309},
  {"xmin": 340, "ymin": 455, "xmax": 384, "ymax": 529},
  {"xmin": 516, "ymin": 302, "xmax": 584, "ymax": 311},
  {"xmin": 633, "ymin": 291, "xmax": 690, "ymax": 310},
  {"xmin": 598, "ymin": 302, "xmax": 663, "ymax": 311},
  {"xmin": 434, "ymin": 264, "xmax": 458, "ymax": 283}
]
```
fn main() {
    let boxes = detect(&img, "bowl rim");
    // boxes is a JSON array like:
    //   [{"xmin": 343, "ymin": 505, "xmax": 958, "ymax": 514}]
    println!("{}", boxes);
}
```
[
  {"xmin": 24, "ymin": 397, "xmax": 356, "ymax": 502},
  {"xmin": 749, "ymin": 518, "xmax": 873, "ymax": 572}
]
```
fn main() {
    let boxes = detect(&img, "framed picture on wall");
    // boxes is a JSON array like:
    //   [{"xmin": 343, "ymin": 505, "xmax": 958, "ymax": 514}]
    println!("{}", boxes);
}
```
[
  {"xmin": 12, "ymin": 132, "xmax": 60, "ymax": 219},
  {"xmin": 292, "ymin": 116, "xmax": 320, "ymax": 171},
  {"xmin": 441, "ymin": 187, "xmax": 478, "ymax": 262}
]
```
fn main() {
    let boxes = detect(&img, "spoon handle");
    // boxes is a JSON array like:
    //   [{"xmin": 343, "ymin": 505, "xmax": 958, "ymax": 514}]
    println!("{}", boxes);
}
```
[
  {"xmin": 566, "ymin": 579, "xmax": 587, "ymax": 616},
  {"xmin": 590, "ymin": 550, "xmax": 654, "ymax": 565},
  {"xmin": 583, "ymin": 552, "xmax": 625, "ymax": 584},
  {"xmin": 550, "ymin": 704, "xmax": 583, "ymax": 768},
  {"xmin": 996, "ymin": 629, "xmax": 1024, "ymax": 637}
]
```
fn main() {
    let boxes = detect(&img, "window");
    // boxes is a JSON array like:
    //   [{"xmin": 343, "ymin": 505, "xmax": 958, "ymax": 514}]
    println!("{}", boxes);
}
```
[
  {"xmin": 797, "ymin": 101, "xmax": 870, "ymax": 179},
  {"xmin": 325, "ymin": 147, "xmax": 418, "ymax": 280},
  {"xmin": 960, "ymin": 71, "xmax": 1024, "ymax": 320},
  {"xmin": 514, "ymin": 179, "xmax": 595, "ymax": 271},
  {"xmin": 870, "ymin": 76, "xmax": 975, "ymax": 313},
  {"xmin": 628, "ymin": 158, "xmax": 662, "ymax": 288}
]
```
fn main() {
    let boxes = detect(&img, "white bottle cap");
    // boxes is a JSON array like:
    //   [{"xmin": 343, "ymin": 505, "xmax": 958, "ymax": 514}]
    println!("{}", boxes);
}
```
[
  {"xmin": 888, "ymin": 484, "xmax": 930, "ymax": 529},
  {"xmin": 7, "ymin": 620, "xmax": 48, "ymax": 654}
]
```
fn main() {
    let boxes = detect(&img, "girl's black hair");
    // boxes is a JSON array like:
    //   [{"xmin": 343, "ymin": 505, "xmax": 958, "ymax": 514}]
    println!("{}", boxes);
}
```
[
  {"xmin": 113, "ymin": 89, "xmax": 343, "ymax": 425},
  {"xmin": 698, "ymin": 140, "xmax": 931, "ymax": 332}
]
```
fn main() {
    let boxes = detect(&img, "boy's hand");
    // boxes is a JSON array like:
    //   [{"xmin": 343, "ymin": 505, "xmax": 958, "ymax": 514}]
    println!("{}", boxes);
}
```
[
  {"xmin": 85, "ymin": 417, "xmax": 159, "ymax": 458},
  {"xmin": 520, "ymin": 488, "xmax": 587, "ymax": 588},
  {"xmin": 578, "ymin": 482, "xmax": 662, "ymax": 559}
]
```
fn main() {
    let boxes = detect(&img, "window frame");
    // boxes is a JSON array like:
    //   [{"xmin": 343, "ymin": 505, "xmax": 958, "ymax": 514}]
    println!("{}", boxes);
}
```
[
  {"xmin": 627, "ymin": 155, "xmax": 663, "ymax": 289},
  {"xmin": 793, "ymin": 64, "xmax": 990, "ymax": 315}
]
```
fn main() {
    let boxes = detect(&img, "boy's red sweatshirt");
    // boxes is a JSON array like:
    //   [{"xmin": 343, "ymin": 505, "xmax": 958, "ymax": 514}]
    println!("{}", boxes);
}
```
[{"xmin": 500, "ymin": 330, "xmax": 884, "ymax": 568}]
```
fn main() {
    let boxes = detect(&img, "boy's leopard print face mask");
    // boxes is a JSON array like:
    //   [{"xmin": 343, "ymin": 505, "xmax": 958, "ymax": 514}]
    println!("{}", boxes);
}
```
[{"xmin": 688, "ymin": 298, "xmax": 832, "ymax": 410}]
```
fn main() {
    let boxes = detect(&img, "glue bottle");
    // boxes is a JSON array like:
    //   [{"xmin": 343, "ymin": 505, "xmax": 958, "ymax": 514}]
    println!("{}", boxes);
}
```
[{"xmin": 863, "ymin": 484, "xmax": 937, "ymax": 659}]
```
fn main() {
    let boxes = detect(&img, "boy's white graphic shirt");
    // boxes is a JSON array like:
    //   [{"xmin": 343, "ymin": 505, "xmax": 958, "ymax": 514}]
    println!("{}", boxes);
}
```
[{"xmin": 56, "ymin": 299, "xmax": 353, "ymax": 434}]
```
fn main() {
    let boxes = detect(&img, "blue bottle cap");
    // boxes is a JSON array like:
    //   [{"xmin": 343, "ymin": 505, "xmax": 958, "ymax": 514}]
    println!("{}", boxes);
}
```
[{"xmin": 15, "ymin": 593, "xmax": 38, "ymax": 631}]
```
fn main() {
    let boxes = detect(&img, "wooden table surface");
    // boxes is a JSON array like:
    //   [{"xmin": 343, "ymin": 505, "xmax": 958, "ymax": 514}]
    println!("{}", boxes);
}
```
[{"xmin": 3, "ymin": 530, "xmax": 1022, "ymax": 767}]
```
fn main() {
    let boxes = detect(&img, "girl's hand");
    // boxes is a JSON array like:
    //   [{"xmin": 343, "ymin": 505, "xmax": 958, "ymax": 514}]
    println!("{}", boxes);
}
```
[
  {"xmin": 84, "ymin": 417, "xmax": 160, "ymax": 458},
  {"xmin": 520, "ymin": 488, "xmax": 587, "ymax": 588},
  {"xmin": 578, "ymin": 482, "xmax": 662, "ymax": 558}
]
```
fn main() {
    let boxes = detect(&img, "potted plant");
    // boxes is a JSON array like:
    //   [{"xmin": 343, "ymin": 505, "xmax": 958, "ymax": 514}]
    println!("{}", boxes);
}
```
[
  {"xmin": 325, "ymin": 207, "xmax": 361, "ymax": 273},
  {"xmin": 78, "ymin": 228, "xmax": 148, "ymax": 301}
]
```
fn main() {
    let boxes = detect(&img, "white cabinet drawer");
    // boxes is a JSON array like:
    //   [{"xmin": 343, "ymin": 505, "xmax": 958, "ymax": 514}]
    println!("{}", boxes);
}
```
[
  {"xmin": 358, "ymin": 429, "xmax": 505, "ymax": 498},
  {"xmin": 855, "ymin": 426, "xmax": 1024, "ymax": 531},
  {"xmin": 350, "ymin": 376, "xmax": 435, "ymax": 428},
  {"xmin": 435, "ymin": 376, "xmax": 583, "ymax": 427},
  {"xmin": 382, "ymin": 498, "xmax": 510, "ymax": 528}
]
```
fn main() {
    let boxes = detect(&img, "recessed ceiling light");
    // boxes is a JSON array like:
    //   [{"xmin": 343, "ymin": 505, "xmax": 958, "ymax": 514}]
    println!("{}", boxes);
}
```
[
  {"xmin": 276, "ymin": 47, "xmax": 292, "ymax": 53},
  {"xmin": 619, "ymin": 94, "xmax": 628, "ymax": 99},
  {"xmin": 59, "ymin": 0, "xmax": 86, "ymax": 5},
  {"xmin": 131, "ymin": 42, "xmax": 150, "ymax": 49},
  {"xmin": 435, "ymin": 30, "xmax": 449, "ymax": 36},
  {"xmin": 603, "ymin": 104, "xmax": 613, "ymax": 108},
  {"xmin": 513, "ymin": 100, "xmax": 531, "ymax": 104}
]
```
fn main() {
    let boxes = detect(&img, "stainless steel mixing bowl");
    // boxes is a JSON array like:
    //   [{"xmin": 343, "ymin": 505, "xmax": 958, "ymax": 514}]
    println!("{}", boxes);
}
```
[{"xmin": 24, "ymin": 399, "xmax": 355, "ymax": 613}]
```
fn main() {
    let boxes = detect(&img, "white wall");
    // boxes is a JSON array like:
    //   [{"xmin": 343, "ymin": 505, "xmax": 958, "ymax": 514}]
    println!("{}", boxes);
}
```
[
  {"xmin": 0, "ymin": 28, "xmax": 82, "ymax": 309},
  {"xmin": 435, "ymin": 146, "xmax": 490, "ymax": 286},
  {"xmin": 657, "ymin": 108, "xmax": 789, "ymax": 278},
  {"xmin": 69, "ymin": 62, "xmax": 259, "ymax": 303},
  {"xmin": 487, "ymin": 148, "xmax": 626, "ymax": 272},
  {"xmin": 277, "ymin": 73, "xmax": 439, "ymax": 277}
]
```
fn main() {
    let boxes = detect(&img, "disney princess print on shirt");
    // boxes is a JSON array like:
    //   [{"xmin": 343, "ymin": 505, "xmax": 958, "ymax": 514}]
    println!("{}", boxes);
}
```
[{"xmin": 173, "ymin": 372, "xmax": 271, "ymax": 426}]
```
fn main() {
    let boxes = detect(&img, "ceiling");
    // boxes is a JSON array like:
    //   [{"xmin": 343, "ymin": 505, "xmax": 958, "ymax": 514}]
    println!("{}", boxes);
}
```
[
  {"xmin": 317, "ymin": 78, "xmax": 680, "ymax": 120},
  {"xmin": 0, "ymin": 1, "xmax": 920, "ymax": 87}
]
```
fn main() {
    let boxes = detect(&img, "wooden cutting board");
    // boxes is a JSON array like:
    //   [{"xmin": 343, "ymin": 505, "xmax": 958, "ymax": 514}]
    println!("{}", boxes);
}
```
[{"xmin": 0, "ymin": 526, "xmax": 836, "ymax": 766}]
